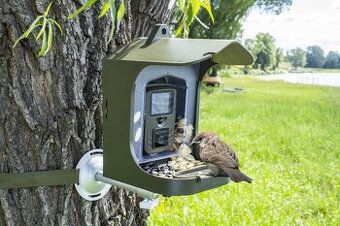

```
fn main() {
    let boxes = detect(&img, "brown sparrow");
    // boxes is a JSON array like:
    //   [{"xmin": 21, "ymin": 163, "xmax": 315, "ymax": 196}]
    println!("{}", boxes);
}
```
[{"xmin": 191, "ymin": 132, "xmax": 252, "ymax": 183}]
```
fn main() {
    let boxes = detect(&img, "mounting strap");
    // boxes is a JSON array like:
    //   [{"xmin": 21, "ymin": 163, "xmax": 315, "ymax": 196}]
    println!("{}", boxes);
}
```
[
  {"xmin": 0, "ymin": 169, "xmax": 79, "ymax": 189},
  {"xmin": 0, "ymin": 149, "xmax": 159, "ymax": 201}
]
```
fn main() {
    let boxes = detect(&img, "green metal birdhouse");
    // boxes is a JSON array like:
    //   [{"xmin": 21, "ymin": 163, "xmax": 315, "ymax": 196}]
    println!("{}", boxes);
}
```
[{"xmin": 101, "ymin": 24, "xmax": 253, "ymax": 197}]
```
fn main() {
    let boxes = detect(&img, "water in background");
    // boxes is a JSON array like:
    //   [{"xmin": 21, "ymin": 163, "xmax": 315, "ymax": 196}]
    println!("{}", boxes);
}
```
[{"xmin": 257, "ymin": 73, "xmax": 340, "ymax": 87}]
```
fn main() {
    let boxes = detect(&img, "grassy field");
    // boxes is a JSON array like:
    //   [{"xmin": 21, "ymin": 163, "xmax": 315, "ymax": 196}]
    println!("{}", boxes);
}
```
[{"xmin": 148, "ymin": 77, "xmax": 340, "ymax": 226}]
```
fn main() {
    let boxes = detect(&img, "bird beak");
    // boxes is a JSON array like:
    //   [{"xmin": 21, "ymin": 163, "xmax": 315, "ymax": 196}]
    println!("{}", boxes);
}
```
[{"xmin": 190, "ymin": 141, "xmax": 198, "ymax": 146}]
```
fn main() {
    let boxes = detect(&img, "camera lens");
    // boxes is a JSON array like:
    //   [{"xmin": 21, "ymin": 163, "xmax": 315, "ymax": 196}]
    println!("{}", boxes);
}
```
[
  {"xmin": 157, "ymin": 117, "xmax": 167, "ymax": 125},
  {"xmin": 157, "ymin": 136, "xmax": 165, "ymax": 144}
]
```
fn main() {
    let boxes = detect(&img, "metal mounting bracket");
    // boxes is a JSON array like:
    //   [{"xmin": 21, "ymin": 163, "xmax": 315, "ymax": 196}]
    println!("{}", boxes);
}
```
[
  {"xmin": 142, "ymin": 24, "xmax": 172, "ymax": 48},
  {"xmin": 75, "ymin": 149, "xmax": 160, "ymax": 201},
  {"xmin": 75, "ymin": 149, "xmax": 112, "ymax": 201}
]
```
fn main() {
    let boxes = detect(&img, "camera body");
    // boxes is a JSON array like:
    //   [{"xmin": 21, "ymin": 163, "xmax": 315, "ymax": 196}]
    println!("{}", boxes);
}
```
[{"xmin": 144, "ymin": 87, "xmax": 177, "ymax": 154}]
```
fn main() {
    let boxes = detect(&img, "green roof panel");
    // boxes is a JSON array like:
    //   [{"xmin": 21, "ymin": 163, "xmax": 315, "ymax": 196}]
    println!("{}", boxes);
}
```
[{"xmin": 109, "ymin": 38, "xmax": 253, "ymax": 65}]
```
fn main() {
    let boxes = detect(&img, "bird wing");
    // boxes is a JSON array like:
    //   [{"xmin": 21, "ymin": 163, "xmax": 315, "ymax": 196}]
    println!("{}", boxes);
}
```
[
  {"xmin": 220, "ymin": 141, "xmax": 239, "ymax": 165},
  {"xmin": 200, "ymin": 138, "xmax": 239, "ymax": 169}
]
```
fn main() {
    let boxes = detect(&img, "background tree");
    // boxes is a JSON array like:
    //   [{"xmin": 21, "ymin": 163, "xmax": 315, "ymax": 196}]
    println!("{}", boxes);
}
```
[
  {"xmin": 187, "ymin": 0, "xmax": 292, "ymax": 40},
  {"xmin": 306, "ymin": 45, "xmax": 325, "ymax": 68},
  {"xmin": 274, "ymin": 47, "xmax": 284, "ymax": 69},
  {"xmin": 184, "ymin": 0, "xmax": 291, "ymax": 74},
  {"xmin": 188, "ymin": 0, "xmax": 254, "ymax": 39},
  {"xmin": 241, "ymin": 38, "xmax": 256, "ymax": 74},
  {"xmin": 244, "ymin": 38, "xmax": 255, "ymax": 50},
  {"xmin": 251, "ymin": 32, "xmax": 277, "ymax": 70},
  {"xmin": 324, "ymin": 51, "xmax": 340, "ymax": 69},
  {"xmin": 186, "ymin": 0, "xmax": 255, "ymax": 77},
  {"xmin": 287, "ymin": 47, "xmax": 307, "ymax": 69},
  {"xmin": 255, "ymin": 0, "xmax": 292, "ymax": 14},
  {"xmin": 0, "ymin": 0, "xmax": 175, "ymax": 225}
]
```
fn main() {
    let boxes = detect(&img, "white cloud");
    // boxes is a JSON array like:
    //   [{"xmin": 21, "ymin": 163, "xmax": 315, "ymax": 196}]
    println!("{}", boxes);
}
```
[
  {"xmin": 331, "ymin": 1, "xmax": 340, "ymax": 11},
  {"xmin": 242, "ymin": 0, "xmax": 340, "ymax": 53}
]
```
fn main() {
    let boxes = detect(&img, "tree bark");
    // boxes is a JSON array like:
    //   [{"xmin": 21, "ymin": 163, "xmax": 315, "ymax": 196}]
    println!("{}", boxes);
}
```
[{"xmin": 0, "ymin": 0, "xmax": 174, "ymax": 225}]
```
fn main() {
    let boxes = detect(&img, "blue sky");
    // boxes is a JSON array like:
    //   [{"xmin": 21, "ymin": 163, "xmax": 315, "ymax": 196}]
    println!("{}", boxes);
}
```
[{"xmin": 242, "ymin": 0, "xmax": 340, "ymax": 53}]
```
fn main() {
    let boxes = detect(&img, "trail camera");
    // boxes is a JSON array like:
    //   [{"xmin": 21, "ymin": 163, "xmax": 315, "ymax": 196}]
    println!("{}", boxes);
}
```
[
  {"xmin": 102, "ymin": 24, "xmax": 253, "ymax": 196},
  {"xmin": 144, "ymin": 87, "xmax": 176, "ymax": 154}
]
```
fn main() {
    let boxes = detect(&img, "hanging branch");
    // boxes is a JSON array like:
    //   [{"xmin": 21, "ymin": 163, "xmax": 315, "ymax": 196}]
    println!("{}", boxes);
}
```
[
  {"xmin": 68, "ymin": 0, "xmax": 125, "ymax": 43},
  {"xmin": 175, "ymin": 0, "xmax": 214, "ymax": 37},
  {"xmin": 13, "ymin": 0, "xmax": 212, "ymax": 56},
  {"xmin": 13, "ymin": 2, "xmax": 63, "ymax": 56}
]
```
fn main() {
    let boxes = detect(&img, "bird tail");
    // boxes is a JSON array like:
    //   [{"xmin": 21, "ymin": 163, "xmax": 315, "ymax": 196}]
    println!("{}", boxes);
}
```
[{"xmin": 225, "ymin": 168, "xmax": 253, "ymax": 183}]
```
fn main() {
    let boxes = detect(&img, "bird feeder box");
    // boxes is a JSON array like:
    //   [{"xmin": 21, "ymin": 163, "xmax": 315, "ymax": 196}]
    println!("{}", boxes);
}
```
[{"xmin": 102, "ymin": 24, "xmax": 253, "ymax": 197}]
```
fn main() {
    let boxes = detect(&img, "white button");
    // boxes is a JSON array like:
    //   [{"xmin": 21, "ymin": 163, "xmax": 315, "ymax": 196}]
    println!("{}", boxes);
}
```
[
  {"xmin": 135, "ymin": 127, "xmax": 142, "ymax": 142},
  {"xmin": 134, "ymin": 111, "xmax": 141, "ymax": 123}
]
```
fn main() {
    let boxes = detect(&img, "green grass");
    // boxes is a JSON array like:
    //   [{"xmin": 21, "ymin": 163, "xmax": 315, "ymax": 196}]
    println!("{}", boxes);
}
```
[{"xmin": 148, "ymin": 77, "xmax": 340, "ymax": 226}]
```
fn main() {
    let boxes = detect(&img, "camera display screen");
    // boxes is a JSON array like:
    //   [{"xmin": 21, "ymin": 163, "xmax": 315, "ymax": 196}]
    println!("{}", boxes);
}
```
[{"xmin": 151, "ymin": 91, "xmax": 173, "ymax": 115}]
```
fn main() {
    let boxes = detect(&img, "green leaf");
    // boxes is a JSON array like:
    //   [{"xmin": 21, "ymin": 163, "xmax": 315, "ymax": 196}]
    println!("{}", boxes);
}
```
[
  {"xmin": 175, "ymin": 24, "xmax": 184, "ymax": 37},
  {"xmin": 192, "ymin": 0, "xmax": 201, "ymax": 15},
  {"xmin": 13, "ymin": 15, "xmax": 43, "ymax": 47},
  {"xmin": 175, "ymin": 0, "xmax": 215, "ymax": 37},
  {"xmin": 22, "ymin": 15, "xmax": 43, "ymax": 39},
  {"xmin": 44, "ymin": 2, "xmax": 53, "ymax": 17},
  {"xmin": 107, "ymin": 0, "xmax": 116, "ymax": 43},
  {"xmin": 68, "ymin": 0, "xmax": 98, "ymax": 19},
  {"xmin": 177, "ymin": 0, "xmax": 185, "ymax": 10},
  {"xmin": 38, "ymin": 30, "xmax": 48, "ymax": 56},
  {"xmin": 36, "ymin": 17, "xmax": 47, "ymax": 40},
  {"xmin": 116, "ymin": 1, "xmax": 125, "ymax": 26},
  {"xmin": 185, "ymin": 4, "xmax": 195, "ymax": 25},
  {"xmin": 99, "ymin": 1, "xmax": 110, "ymax": 18},
  {"xmin": 200, "ymin": 0, "xmax": 214, "ymax": 23},
  {"xmin": 183, "ymin": 25, "xmax": 189, "ymax": 38},
  {"xmin": 43, "ymin": 21, "xmax": 53, "ymax": 55},
  {"xmin": 48, "ymin": 18, "xmax": 63, "ymax": 33}
]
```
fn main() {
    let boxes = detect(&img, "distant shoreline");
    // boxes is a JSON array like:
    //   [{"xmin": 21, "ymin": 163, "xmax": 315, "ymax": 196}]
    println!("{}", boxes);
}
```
[
  {"xmin": 255, "ymin": 72, "xmax": 340, "ymax": 87},
  {"xmin": 288, "ymin": 68, "xmax": 340, "ymax": 74}
]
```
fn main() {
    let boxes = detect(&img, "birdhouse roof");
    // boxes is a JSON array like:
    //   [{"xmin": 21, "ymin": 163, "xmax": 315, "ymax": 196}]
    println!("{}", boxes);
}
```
[{"xmin": 107, "ymin": 37, "xmax": 253, "ymax": 66}]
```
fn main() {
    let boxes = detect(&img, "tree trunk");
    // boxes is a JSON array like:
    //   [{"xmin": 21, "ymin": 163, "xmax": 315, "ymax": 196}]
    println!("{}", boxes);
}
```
[{"xmin": 0, "ymin": 0, "xmax": 174, "ymax": 225}]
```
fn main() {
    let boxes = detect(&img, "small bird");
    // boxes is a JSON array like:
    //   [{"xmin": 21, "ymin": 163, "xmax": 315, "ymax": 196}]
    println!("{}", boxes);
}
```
[{"xmin": 191, "ymin": 131, "xmax": 252, "ymax": 183}]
